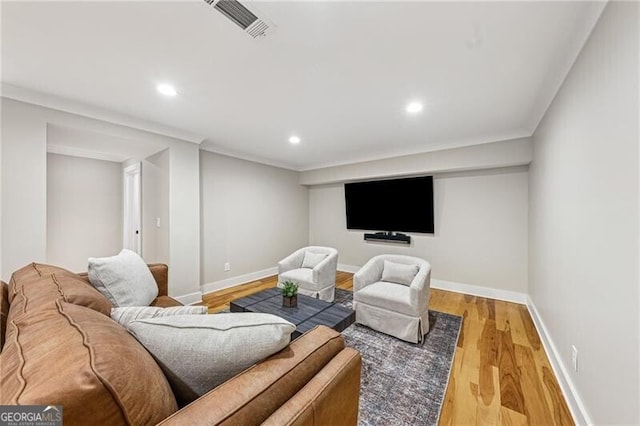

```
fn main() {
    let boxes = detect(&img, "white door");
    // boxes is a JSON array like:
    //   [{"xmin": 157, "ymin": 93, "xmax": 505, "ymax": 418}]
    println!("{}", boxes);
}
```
[{"xmin": 123, "ymin": 163, "xmax": 142, "ymax": 255}]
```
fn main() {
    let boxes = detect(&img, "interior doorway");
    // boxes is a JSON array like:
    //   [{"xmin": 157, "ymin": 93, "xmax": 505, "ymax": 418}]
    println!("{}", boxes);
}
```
[{"xmin": 123, "ymin": 162, "xmax": 142, "ymax": 254}]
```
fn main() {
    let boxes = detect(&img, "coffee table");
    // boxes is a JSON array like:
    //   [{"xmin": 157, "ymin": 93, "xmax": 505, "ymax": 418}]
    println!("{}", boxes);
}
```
[{"xmin": 230, "ymin": 287, "xmax": 355, "ymax": 339}]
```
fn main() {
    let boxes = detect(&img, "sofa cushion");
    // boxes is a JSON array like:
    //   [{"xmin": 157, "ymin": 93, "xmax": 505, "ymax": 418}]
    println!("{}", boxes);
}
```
[
  {"xmin": 111, "ymin": 305, "xmax": 207, "ymax": 328},
  {"xmin": 128, "ymin": 313, "xmax": 295, "ymax": 406},
  {"xmin": 88, "ymin": 249, "xmax": 158, "ymax": 307},
  {"xmin": 9, "ymin": 273, "xmax": 113, "ymax": 323},
  {"xmin": 8, "ymin": 263, "xmax": 78, "ymax": 303},
  {"xmin": 381, "ymin": 260, "xmax": 419, "ymax": 286},
  {"xmin": 279, "ymin": 268, "xmax": 314, "ymax": 286},
  {"xmin": 302, "ymin": 251, "xmax": 328, "ymax": 269},
  {"xmin": 1, "ymin": 300, "xmax": 177, "ymax": 425},
  {"xmin": 354, "ymin": 281, "xmax": 417, "ymax": 315}
]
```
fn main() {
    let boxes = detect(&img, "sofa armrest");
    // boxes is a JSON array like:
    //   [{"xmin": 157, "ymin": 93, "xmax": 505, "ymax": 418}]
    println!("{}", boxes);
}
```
[
  {"xmin": 150, "ymin": 295, "xmax": 183, "ymax": 308},
  {"xmin": 409, "ymin": 264, "xmax": 431, "ymax": 314},
  {"xmin": 312, "ymin": 251, "xmax": 338, "ymax": 287},
  {"xmin": 278, "ymin": 249, "xmax": 305, "ymax": 276},
  {"xmin": 147, "ymin": 263, "xmax": 169, "ymax": 297},
  {"xmin": 353, "ymin": 257, "xmax": 383, "ymax": 293},
  {"xmin": 262, "ymin": 348, "xmax": 361, "ymax": 426},
  {"xmin": 158, "ymin": 326, "xmax": 348, "ymax": 426}
]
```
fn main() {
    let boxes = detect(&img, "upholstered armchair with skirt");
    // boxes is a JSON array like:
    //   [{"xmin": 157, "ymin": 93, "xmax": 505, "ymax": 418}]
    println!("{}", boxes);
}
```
[
  {"xmin": 278, "ymin": 246, "xmax": 339, "ymax": 302},
  {"xmin": 353, "ymin": 254, "xmax": 431, "ymax": 343}
]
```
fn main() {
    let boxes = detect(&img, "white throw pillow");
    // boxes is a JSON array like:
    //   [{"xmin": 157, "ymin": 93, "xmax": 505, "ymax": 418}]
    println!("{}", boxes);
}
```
[
  {"xmin": 127, "ymin": 313, "xmax": 295, "ymax": 405},
  {"xmin": 111, "ymin": 306, "xmax": 208, "ymax": 328},
  {"xmin": 302, "ymin": 251, "xmax": 328, "ymax": 269},
  {"xmin": 382, "ymin": 260, "xmax": 419, "ymax": 286},
  {"xmin": 88, "ymin": 249, "xmax": 158, "ymax": 307}
]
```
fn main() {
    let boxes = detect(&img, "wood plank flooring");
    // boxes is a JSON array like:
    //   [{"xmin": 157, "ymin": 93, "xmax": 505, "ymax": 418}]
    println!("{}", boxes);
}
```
[{"xmin": 202, "ymin": 271, "xmax": 573, "ymax": 425}]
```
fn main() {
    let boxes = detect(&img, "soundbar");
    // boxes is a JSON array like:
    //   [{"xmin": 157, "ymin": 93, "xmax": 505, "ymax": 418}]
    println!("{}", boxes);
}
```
[{"xmin": 363, "ymin": 232, "xmax": 411, "ymax": 244}]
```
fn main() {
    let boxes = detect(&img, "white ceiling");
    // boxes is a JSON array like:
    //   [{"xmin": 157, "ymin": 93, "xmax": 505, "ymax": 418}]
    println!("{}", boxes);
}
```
[{"xmin": 1, "ymin": 1, "xmax": 605, "ymax": 170}]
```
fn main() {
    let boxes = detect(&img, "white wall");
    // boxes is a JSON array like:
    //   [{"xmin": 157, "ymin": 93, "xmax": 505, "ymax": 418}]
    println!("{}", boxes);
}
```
[
  {"xmin": 0, "ymin": 99, "xmax": 201, "ymax": 302},
  {"xmin": 141, "ymin": 149, "xmax": 170, "ymax": 264},
  {"xmin": 1, "ymin": 98, "xmax": 47, "ymax": 278},
  {"xmin": 46, "ymin": 153, "xmax": 122, "ymax": 272},
  {"xmin": 200, "ymin": 150, "xmax": 309, "ymax": 290},
  {"xmin": 0, "ymin": 97, "xmax": 2, "ymax": 279},
  {"xmin": 528, "ymin": 2, "xmax": 639, "ymax": 425},
  {"xmin": 309, "ymin": 167, "xmax": 528, "ymax": 293},
  {"xmin": 168, "ymin": 143, "xmax": 201, "ymax": 301}
]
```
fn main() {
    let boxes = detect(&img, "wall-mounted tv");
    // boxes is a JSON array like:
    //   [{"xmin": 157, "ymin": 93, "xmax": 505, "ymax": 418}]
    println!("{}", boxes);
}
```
[{"xmin": 344, "ymin": 176, "xmax": 434, "ymax": 234}]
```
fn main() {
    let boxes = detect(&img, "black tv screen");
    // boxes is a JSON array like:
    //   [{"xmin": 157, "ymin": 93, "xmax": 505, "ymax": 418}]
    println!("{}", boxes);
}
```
[{"xmin": 344, "ymin": 176, "xmax": 434, "ymax": 234}]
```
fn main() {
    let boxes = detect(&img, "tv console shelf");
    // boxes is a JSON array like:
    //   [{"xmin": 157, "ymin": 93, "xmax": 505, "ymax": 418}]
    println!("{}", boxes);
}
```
[{"xmin": 363, "ymin": 232, "xmax": 411, "ymax": 245}]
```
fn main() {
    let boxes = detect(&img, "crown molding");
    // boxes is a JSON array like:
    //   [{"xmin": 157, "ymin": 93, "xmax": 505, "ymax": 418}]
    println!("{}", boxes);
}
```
[
  {"xmin": 297, "ymin": 131, "xmax": 531, "ymax": 172},
  {"xmin": 199, "ymin": 141, "xmax": 300, "ymax": 171},
  {"xmin": 524, "ymin": 1, "xmax": 607, "ymax": 134},
  {"xmin": 47, "ymin": 144, "xmax": 127, "ymax": 163},
  {"xmin": 0, "ymin": 83, "xmax": 206, "ymax": 144}
]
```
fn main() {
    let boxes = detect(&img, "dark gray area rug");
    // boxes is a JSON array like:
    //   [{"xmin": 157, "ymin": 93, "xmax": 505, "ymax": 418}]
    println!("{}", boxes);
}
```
[
  {"xmin": 334, "ymin": 288, "xmax": 462, "ymax": 426},
  {"xmin": 222, "ymin": 288, "xmax": 461, "ymax": 425}
]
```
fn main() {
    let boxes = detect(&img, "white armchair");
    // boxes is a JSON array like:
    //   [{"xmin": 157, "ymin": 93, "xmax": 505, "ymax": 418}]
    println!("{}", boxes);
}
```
[
  {"xmin": 277, "ymin": 246, "xmax": 339, "ymax": 302},
  {"xmin": 353, "ymin": 254, "xmax": 431, "ymax": 343}
]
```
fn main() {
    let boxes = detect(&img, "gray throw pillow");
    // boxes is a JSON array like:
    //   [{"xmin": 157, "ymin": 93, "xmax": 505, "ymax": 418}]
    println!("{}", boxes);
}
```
[
  {"xmin": 88, "ymin": 249, "xmax": 158, "ymax": 307},
  {"xmin": 302, "ymin": 251, "xmax": 328, "ymax": 269},
  {"xmin": 111, "ymin": 306, "xmax": 208, "ymax": 328},
  {"xmin": 382, "ymin": 260, "xmax": 419, "ymax": 286},
  {"xmin": 127, "ymin": 313, "xmax": 295, "ymax": 405}
]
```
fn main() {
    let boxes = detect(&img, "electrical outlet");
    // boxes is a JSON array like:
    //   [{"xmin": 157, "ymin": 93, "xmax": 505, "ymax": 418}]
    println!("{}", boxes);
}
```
[
  {"xmin": 224, "ymin": 262, "xmax": 231, "ymax": 272},
  {"xmin": 571, "ymin": 345, "xmax": 578, "ymax": 372},
  {"xmin": 156, "ymin": 217, "xmax": 161, "ymax": 228}
]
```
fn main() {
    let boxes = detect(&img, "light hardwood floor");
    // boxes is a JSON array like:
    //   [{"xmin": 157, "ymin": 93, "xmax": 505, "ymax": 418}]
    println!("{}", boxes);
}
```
[{"xmin": 202, "ymin": 271, "xmax": 573, "ymax": 425}]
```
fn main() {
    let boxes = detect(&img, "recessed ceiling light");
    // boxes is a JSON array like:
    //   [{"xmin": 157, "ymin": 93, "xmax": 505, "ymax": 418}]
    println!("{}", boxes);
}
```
[
  {"xmin": 157, "ymin": 83, "xmax": 177, "ymax": 97},
  {"xmin": 289, "ymin": 136, "xmax": 301, "ymax": 144},
  {"xmin": 406, "ymin": 101, "xmax": 423, "ymax": 114}
]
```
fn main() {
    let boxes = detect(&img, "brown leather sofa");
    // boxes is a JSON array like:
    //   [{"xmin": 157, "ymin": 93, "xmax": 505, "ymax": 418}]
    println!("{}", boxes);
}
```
[{"xmin": 0, "ymin": 263, "xmax": 362, "ymax": 426}]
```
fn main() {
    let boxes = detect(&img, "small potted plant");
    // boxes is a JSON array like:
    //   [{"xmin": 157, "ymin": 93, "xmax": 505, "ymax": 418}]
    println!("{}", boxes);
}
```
[{"xmin": 281, "ymin": 280, "xmax": 299, "ymax": 307}]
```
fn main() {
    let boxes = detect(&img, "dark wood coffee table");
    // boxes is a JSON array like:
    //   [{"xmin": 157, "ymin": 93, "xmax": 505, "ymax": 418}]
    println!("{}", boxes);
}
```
[{"xmin": 230, "ymin": 287, "xmax": 355, "ymax": 339}]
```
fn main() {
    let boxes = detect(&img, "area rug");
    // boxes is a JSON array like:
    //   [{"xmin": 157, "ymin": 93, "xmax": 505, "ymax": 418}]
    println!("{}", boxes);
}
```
[
  {"xmin": 222, "ymin": 288, "xmax": 462, "ymax": 425},
  {"xmin": 334, "ymin": 288, "xmax": 462, "ymax": 426}
]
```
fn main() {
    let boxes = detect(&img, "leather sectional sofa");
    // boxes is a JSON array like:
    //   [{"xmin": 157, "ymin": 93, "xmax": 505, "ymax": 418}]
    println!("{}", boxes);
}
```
[{"xmin": 0, "ymin": 262, "xmax": 362, "ymax": 425}]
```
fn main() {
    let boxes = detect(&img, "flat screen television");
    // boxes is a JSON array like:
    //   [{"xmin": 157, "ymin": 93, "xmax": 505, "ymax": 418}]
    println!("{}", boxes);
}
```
[{"xmin": 344, "ymin": 176, "xmax": 434, "ymax": 234}]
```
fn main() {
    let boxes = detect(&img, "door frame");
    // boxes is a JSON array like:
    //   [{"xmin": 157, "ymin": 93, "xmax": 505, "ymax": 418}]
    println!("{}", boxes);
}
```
[{"xmin": 123, "ymin": 162, "xmax": 142, "ymax": 255}]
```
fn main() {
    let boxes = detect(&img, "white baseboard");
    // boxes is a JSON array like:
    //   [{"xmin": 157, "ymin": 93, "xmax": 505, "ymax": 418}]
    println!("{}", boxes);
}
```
[
  {"xmin": 338, "ymin": 265, "xmax": 527, "ymax": 305},
  {"xmin": 201, "ymin": 266, "xmax": 278, "ymax": 295},
  {"xmin": 338, "ymin": 263, "xmax": 361, "ymax": 273},
  {"xmin": 174, "ymin": 291, "xmax": 203, "ymax": 306},
  {"xmin": 431, "ymin": 279, "xmax": 528, "ymax": 304},
  {"xmin": 526, "ymin": 296, "xmax": 592, "ymax": 426}
]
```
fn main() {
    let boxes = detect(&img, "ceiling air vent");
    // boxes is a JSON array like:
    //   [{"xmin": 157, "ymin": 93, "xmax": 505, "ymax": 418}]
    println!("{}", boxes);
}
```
[{"xmin": 205, "ymin": 0, "xmax": 275, "ymax": 40}]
